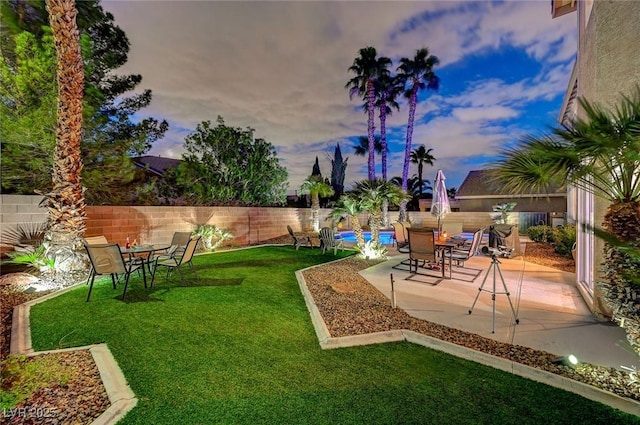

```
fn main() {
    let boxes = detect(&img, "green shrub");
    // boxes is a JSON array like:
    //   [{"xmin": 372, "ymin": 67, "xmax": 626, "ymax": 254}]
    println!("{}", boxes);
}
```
[
  {"xmin": 527, "ymin": 225, "xmax": 553, "ymax": 243},
  {"xmin": 552, "ymin": 224, "xmax": 577, "ymax": 257}
]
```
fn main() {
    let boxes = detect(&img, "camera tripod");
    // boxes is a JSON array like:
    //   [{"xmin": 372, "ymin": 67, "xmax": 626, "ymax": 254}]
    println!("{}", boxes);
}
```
[{"xmin": 468, "ymin": 254, "xmax": 519, "ymax": 333}]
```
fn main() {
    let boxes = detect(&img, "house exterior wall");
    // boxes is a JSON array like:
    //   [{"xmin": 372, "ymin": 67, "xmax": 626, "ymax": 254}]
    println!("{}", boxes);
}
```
[
  {"xmin": 573, "ymin": 0, "xmax": 640, "ymax": 316},
  {"xmin": 457, "ymin": 197, "xmax": 566, "ymax": 213}
]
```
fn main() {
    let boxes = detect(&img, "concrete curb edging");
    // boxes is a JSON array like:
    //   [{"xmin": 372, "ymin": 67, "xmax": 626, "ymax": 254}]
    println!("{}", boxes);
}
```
[
  {"xmin": 296, "ymin": 262, "xmax": 640, "ymax": 417},
  {"xmin": 10, "ymin": 285, "xmax": 138, "ymax": 425}
]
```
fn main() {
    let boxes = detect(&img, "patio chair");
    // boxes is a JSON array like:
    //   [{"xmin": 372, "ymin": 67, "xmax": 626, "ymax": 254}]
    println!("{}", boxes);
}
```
[
  {"xmin": 391, "ymin": 221, "xmax": 410, "ymax": 253},
  {"xmin": 84, "ymin": 242, "xmax": 145, "ymax": 302},
  {"xmin": 153, "ymin": 231, "xmax": 193, "ymax": 263},
  {"xmin": 444, "ymin": 227, "xmax": 484, "ymax": 268},
  {"xmin": 319, "ymin": 227, "xmax": 344, "ymax": 255},
  {"xmin": 287, "ymin": 225, "xmax": 312, "ymax": 250},
  {"xmin": 407, "ymin": 228, "xmax": 441, "ymax": 276},
  {"xmin": 151, "ymin": 236, "xmax": 201, "ymax": 286},
  {"xmin": 84, "ymin": 235, "xmax": 109, "ymax": 245}
]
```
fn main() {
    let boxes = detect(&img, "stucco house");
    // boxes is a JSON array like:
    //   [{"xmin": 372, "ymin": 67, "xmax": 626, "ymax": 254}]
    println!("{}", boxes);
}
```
[
  {"xmin": 456, "ymin": 170, "xmax": 567, "ymax": 231},
  {"xmin": 554, "ymin": 0, "xmax": 640, "ymax": 316}
]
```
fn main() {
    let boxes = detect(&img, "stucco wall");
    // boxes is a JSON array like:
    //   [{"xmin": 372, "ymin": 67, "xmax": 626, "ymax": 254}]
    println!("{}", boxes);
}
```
[
  {"xmin": 575, "ymin": 0, "xmax": 640, "ymax": 316},
  {"xmin": 1, "ymin": 195, "xmax": 507, "ymax": 251}
]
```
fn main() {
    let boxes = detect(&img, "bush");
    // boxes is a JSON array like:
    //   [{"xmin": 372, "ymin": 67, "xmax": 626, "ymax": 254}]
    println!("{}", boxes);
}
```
[
  {"xmin": 527, "ymin": 225, "xmax": 553, "ymax": 243},
  {"xmin": 552, "ymin": 224, "xmax": 576, "ymax": 257}
]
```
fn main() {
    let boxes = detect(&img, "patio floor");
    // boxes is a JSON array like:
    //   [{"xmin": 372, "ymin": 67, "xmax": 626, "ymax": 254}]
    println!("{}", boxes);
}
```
[{"xmin": 359, "ymin": 249, "xmax": 639, "ymax": 370}]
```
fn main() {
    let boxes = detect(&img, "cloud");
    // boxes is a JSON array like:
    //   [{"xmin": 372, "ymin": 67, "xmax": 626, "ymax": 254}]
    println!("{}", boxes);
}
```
[{"xmin": 102, "ymin": 0, "xmax": 576, "ymax": 193}]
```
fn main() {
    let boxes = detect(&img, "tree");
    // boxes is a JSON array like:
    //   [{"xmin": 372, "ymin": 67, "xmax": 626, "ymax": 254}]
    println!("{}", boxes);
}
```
[
  {"xmin": 352, "ymin": 135, "xmax": 383, "ymax": 158},
  {"xmin": 352, "ymin": 179, "xmax": 408, "ymax": 247},
  {"xmin": 374, "ymin": 73, "xmax": 402, "ymax": 181},
  {"xmin": 0, "ymin": 30, "xmax": 57, "ymax": 193},
  {"xmin": 397, "ymin": 47, "xmax": 440, "ymax": 220},
  {"xmin": 40, "ymin": 0, "xmax": 86, "ymax": 286},
  {"xmin": 176, "ymin": 117, "xmax": 288, "ymax": 206},
  {"xmin": 493, "ymin": 89, "xmax": 640, "ymax": 354},
  {"xmin": 329, "ymin": 143, "xmax": 348, "ymax": 199},
  {"xmin": 390, "ymin": 175, "xmax": 430, "ymax": 210},
  {"xmin": 300, "ymin": 175, "xmax": 334, "ymax": 232},
  {"xmin": 328, "ymin": 194, "xmax": 365, "ymax": 248},
  {"xmin": 410, "ymin": 145, "xmax": 436, "ymax": 198},
  {"xmin": 346, "ymin": 46, "xmax": 391, "ymax": 181},
  {"xmin": 1, "ymin": 0, "xmax": 168, "ymax": 203},
  {"xmin": 312, "ymin": 156, "xmax": 322, "ymax": 176}
]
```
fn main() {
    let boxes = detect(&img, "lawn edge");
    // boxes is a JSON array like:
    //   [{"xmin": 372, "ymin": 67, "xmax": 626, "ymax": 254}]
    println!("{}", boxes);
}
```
[
  {"xmin": 295, "ymin": 258, "xmax": 640, "ymax": 417},
  {"xmin": 10, "ymin": 284, "xmax": 138, "ymax": 425}
]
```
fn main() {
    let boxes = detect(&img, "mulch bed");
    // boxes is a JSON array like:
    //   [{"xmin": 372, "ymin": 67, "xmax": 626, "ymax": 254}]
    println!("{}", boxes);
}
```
[{"xmin": 1, "ymin": 237, "xmax": 636, "ymax": 424}]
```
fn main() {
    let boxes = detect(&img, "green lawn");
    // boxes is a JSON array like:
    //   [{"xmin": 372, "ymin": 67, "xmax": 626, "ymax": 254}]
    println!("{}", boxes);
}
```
[{"xmin": 30, "ymin": 246, "xmax": 639, "ymax": 424}]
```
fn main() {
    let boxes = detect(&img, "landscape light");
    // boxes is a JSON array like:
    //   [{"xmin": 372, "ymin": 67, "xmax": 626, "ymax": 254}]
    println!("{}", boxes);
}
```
[{"xmin": 552, "ymin": 354, "xmax": 579, "ymax": 366}]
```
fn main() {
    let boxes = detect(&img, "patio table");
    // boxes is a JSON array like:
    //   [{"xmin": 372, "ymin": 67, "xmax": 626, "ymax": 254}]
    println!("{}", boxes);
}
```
[{"xmin": 120, "ymin": 244, "xmax": 171, "ymax": 287}]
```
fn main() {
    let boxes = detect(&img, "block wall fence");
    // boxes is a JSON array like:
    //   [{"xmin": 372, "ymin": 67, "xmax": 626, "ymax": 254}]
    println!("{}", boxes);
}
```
[{"xmin": 1, "ymin": 195, "xmax": 512, "ymax": 249}]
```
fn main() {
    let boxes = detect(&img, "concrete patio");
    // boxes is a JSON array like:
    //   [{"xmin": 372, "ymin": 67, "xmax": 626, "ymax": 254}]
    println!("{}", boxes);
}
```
[{"xmin": 359, "ymin": 250, "xmax": 640, "ymax": 371}]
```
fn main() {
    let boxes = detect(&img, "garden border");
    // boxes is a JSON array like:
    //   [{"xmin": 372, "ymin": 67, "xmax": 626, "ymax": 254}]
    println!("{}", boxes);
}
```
[
  {"xmin": 295, "ymin": 260, "xmax": 640, "ymax": 417},
  {"xmin": 10, "ymin": 284, "xmax": 137, "ymax": 425}
]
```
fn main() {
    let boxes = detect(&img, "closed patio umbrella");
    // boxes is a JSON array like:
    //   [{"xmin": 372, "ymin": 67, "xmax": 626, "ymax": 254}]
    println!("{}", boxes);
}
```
[{"xmin": 430, "ymin": 169, "xmax": 451, "ymax": 236}]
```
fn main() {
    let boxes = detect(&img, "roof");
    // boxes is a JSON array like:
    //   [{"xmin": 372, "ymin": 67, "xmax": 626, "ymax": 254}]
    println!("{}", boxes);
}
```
[
  {"xmin": 132, "ymin": 156, "xmax": 181, "ymax": 177},
  {"xmin": 456, "ymin": 170, "xmax": 566, "ymax": 199}
]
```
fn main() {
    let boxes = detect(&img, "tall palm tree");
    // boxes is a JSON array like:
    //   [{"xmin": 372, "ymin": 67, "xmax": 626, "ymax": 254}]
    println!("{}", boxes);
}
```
[
  {"xmin": 410, "ymin": 145, "xmax": 436, "ymax": 198},
  {"xmin": 353, "ymin": 179, "xmax": 408, "ymax": 246},
  {"xmin": 375, "ymin": 73, "xmax": 402, "ymax": 181},
  {"xmin": 300, "ymin": 175, "xmax": 335, "ymax": 232},
  {"xmin": 346, "ymin": 46, "xmax": 392, "ymax": 181},
  {"xmin": 42, "ymin": 0, "xmax": 86, "ymax": 285},
  {"xmin": 396, "ymin": 48, "xmax": 440, "ymax": 220},
  {"xmin": 328, "ymin": 194, "xmax": 365, "ymax": 249},
  {"xmin": 353, "ymin": 135, "xmax": 383, "ymax": 158},
  {"xmin": 493, "ymin": 90, "xmax": 640, "ymax": 353}
]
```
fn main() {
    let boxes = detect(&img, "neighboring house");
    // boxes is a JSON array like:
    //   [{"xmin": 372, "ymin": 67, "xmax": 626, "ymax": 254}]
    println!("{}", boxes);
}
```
[
  {"xmin": 555, "ymin": 0, "xmax": 640, "ymax": 316},
  {"xmin": 132, "ymin": 156, "xmax": 181, "ymax": 177},
  {"xmin": 456, "ymin": 170, "xmax": 567, "ymax": 230}
]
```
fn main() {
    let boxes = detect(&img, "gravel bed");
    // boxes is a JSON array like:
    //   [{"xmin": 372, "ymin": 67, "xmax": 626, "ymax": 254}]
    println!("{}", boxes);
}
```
[
  {"xmin": 0, "ymin": 237, "xmax": 636, "ymax": 423},
  {"xmin": 302, "ymin": 256, "xmax": 640, "ymax": 402}
]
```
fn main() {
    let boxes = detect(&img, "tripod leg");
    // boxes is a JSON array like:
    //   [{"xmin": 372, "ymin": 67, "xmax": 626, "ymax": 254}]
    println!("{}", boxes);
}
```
[
  {"xmin": 469, "ymin": 261, "xmax": 493, "ymax": 314},
  {"xmin": 495, "ymin": 264, "xmax": 520, "ymax": 325}
]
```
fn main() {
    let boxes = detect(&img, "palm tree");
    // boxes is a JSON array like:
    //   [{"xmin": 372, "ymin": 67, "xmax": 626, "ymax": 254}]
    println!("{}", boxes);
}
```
[
  {"xmin": 328, "ymin": 194, "xmax": 366, "ymax": 249},
  {"xmin": 300, "ymin": 175, "xmax": 335, "ymax": 232},
  {"xmin": 390, "ymin": 175, "xmax": 431, "ymax": 210},
  {"xmin": 353, "ymin": 135, "xmax": 383, "ymax": 158},
  {"xmin": 396, "ymin": 48, "xmax": 440, "ymax": 220},
  {"xmin": 493, "ymin": 90, "xmax": 640, "ymax": 353},
  {"xmin": 42, "ymin": 0, "xmax": 87, "ymax": 285},
  {"xmin": 410, "ymin": 145, "xmax": 436, "ymax": 198},
  {"xmin": 375, "ymin": 73, "xmax": 402, "ymax": 181},
  {"xmin": 352, "ymin": 179, "xmax": 408, "ymax": 246},
  {"xmin": 346, "ymin": 46, "xmax": 392, "ymax": 181}
]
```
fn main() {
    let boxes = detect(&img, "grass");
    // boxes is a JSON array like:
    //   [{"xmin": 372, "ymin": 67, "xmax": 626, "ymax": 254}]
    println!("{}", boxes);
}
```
[{"xmin": 29, "ymin": 246, "xmax": 639, "ymax": 424}]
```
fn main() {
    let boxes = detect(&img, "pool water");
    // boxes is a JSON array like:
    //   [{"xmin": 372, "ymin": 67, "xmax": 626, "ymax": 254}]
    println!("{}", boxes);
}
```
[{"xmin": 339, "ymin": 231, "xmax": 395, "ymax": 245}]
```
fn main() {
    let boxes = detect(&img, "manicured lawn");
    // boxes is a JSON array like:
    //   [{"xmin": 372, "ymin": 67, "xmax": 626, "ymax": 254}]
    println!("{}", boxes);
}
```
[{"xmin": 30, "ymin": 246, "xmax": 639, "ymax": 424}]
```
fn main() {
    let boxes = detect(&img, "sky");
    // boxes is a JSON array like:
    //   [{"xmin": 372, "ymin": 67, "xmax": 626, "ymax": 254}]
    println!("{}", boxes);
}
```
[{"xmin": 102, "ymin": 0, "xmax": 577, "ymax": 196}]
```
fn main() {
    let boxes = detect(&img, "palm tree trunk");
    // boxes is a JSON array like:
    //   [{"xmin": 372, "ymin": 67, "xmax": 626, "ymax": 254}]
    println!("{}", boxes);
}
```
[
  {"xmin": 351, "ymin": 214, "xmax": 365, "ymax": 249},
  {"xmin": 399, "ymin": 89, "xmax": 418, "ymax": 221},
  {"xmin": 417, "ymin": 161, "xmax": 424, "ymax": 198},
  {"xmin": 379, "ymin": 102, "xmax": 388, "ymax": 181},
  {"xmin": 311, "ymin": 194, "xmax": 320, "ymax": 232},
  {"xmin": 43, "ymin": 0, "xmax": 87, "ymax": 286},
  {"xmin": 367, "ymin": 81, "xmax": 376, "ymax": 181},
  {"xmin": 369, "ymin": 210, "xmax": 382, "ymax": 246}
]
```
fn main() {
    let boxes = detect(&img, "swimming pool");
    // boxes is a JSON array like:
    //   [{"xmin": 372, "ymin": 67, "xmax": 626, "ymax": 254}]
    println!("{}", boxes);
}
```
[{"xmin": 338, "ymin": 231, "xmax": 395, "ymax": 245}]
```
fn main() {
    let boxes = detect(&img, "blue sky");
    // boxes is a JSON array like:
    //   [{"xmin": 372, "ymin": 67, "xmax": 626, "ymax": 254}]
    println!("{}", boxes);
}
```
[{"xmin": 103, "ymin": 0, "xmax": 577, "ymax": 195}]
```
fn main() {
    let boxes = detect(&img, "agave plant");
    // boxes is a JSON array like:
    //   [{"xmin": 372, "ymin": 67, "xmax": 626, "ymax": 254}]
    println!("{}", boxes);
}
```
[{"xmin": 193, "ymin": 225, "xmax": 233, "ymax": 252}]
